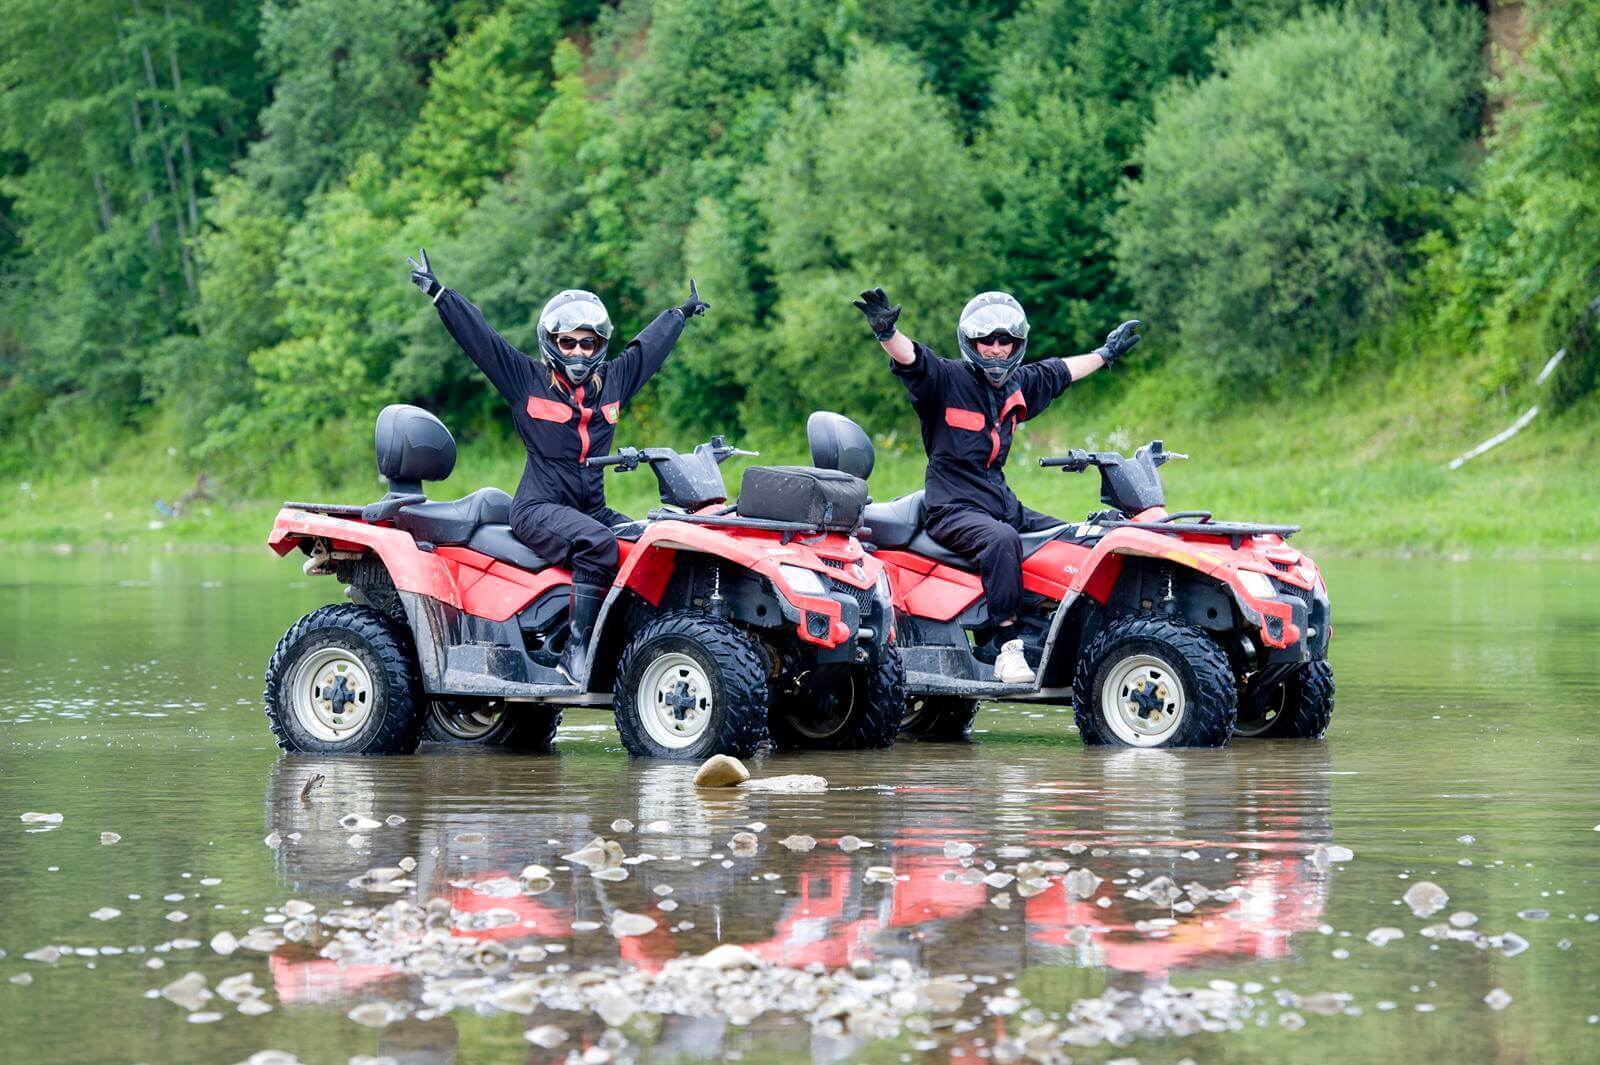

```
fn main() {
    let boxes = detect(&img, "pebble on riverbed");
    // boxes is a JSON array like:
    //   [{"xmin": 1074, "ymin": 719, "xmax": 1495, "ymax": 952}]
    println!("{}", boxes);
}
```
[
  {"xmin": 100, "ymin": 832, "xmax": 120, "ymax": 845},
  {"xmin": 1402, "ymin": 881, "xmax": 1449, "ymax": 918},
  {"xmin": 692, "ymin": 755, "xmax": 749, "ymax": 788}
]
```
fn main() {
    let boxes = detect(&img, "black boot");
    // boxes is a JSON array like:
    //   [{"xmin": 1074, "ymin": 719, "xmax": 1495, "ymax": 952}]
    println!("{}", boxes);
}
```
[{"xmin": 558, "ymin": 582, "xmax": 607, "ymax": 683}]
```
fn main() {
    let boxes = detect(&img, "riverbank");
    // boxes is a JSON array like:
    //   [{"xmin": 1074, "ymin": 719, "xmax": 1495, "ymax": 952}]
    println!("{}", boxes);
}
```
[{"xmin": 11, "ymin": 346, "xmax": 1599, "ymax": 559}]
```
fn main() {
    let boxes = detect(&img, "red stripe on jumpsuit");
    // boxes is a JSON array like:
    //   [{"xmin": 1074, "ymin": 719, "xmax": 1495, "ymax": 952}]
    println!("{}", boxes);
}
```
[{"xmin": 574, "ymin": 385, "xmax": 593, "ymax": 464}]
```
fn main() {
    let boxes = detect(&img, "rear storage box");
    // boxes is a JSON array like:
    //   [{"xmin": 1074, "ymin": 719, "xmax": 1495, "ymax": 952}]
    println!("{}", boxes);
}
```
[{"xmin": 738, "ymin": 466, "xmax": 867, "ymax": 531}]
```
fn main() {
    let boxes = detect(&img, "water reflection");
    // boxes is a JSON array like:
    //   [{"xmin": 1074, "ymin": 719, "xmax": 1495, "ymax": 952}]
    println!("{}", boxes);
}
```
[{"xmin": 260, "ymin": 742, "xmax": 1334, "ymax": 1023}]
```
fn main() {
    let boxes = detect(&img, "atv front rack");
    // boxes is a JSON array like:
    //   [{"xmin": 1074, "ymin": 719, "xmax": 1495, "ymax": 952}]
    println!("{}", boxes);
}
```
[{"xmin": 1102, "ymin": 519, "xmax": 1300, "ymax": 549}]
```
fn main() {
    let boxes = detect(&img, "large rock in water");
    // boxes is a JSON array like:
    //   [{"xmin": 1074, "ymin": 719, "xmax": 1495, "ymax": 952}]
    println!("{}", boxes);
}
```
[{"xmin": 693, "ymin": 754, "xmax": 750, "ymax": 787}]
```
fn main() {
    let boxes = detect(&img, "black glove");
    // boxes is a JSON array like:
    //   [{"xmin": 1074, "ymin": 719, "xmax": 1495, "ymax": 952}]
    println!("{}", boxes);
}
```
[
  {"xmin": 407, "ymin": 249, "xmax": 441, "ymax": 300},
  {"xmin": 1095, "ymin": 319, "xmax": 1142, "ymax": 367},
  {"xmin": 677, "ymin": 279, "xmax": 710, "ymax": 318},
  {"xmin": 852, "ymin": 287, "xmax": 901, "ymax": 342}
]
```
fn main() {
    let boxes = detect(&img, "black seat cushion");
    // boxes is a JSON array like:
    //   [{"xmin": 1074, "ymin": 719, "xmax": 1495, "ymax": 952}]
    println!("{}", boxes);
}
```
[
  {"xmin": 466, "ymin": 524, "xmax": 551, "ymax": 570},
  {"xmin": 394, "ymin": 487, "xmax": 512, "ymax": 545},
  {"xmin": 906, "ymin": 522, "xmax": 1069, "ymax": 572},
  {"xmin": 861, "ymin": 490, "xmax": 926, "ymax": 549}
]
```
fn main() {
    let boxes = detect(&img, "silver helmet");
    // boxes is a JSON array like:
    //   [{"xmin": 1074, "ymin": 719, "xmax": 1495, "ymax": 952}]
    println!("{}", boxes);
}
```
[
  {"xmin": 537, "ymin": 289, "xmax": 614, "ymax": 385},
  {"xmin": 957, "ymin": 291, "xmax": 1030, "ymax": 387}
]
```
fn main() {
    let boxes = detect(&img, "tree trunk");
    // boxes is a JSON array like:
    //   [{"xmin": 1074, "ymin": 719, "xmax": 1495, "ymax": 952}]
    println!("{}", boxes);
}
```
[{"xmin": 131, "ymin": 0, "xmax": 195, "ymax": 301}]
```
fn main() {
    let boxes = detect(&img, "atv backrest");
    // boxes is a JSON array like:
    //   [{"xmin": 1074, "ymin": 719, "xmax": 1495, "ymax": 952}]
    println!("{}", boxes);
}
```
[
  {"xmin": 375, "ymin": 405, "xmax": 456, "ymax": 495},
  {"xmin": 807, "ymin": 411, "xmax": 875, "ymax": 481}
]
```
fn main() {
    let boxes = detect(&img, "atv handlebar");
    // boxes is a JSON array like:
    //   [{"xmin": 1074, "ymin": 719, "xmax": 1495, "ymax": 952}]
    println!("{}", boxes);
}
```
[
  {"xmin": 584, "ymin": 435, "xmax": 757, "ymax": 473},
  {"xmin": 1040, "ymin": 439, "xmax": 1187, "ymax": 472}
]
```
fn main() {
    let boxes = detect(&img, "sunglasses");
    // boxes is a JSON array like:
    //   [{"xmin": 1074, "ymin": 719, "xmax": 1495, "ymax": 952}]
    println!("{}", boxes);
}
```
[
  {"xmin": 555, "ymin": 335, "xmax": 602, "ymax": 353},
  {"xmin": 974, "ymin": 333, "xmax": 1019, "ymax": 350}
]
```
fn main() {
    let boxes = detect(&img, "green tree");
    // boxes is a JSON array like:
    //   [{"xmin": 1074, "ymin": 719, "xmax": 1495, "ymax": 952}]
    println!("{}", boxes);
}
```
[
  {"xmin": 1113, "ymin": 3, "xmax": 1482, "ymax": 377},
  {"xmin": 243, "ymin": 0, "xmax": 440, "ymax": 212}
]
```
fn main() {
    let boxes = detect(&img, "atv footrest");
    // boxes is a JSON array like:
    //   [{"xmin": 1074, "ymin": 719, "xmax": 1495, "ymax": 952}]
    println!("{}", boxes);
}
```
[{"xmin": 906, "ymin": 670, "xmax": 1037, "ymax": 700}]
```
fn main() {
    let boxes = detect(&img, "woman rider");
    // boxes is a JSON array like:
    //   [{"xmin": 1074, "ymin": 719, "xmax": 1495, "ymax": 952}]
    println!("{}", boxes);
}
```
[
  {"xmin": 853, "ymin": 287, "xmax": 1140, "ymax": 684},
  {"xmin": 408, "ymin": 249, "xmax": 709, "ymax": 679}
]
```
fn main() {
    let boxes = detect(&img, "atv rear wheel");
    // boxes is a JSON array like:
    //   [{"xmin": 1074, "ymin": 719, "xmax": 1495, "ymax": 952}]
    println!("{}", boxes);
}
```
[
  {"xmin": 1235, "ymin": 660, "xmax": 1334, "ymax": 739},
  {"xmin": 613, "ymin": 612, "xmax": 769, "ymax": 759},
  {"xmin": 425, "ymin": 698, "xmax": 562, "ymax": 751},
  {"xmin": 901, "ymin": 694, "xmax": 981, "ymax": 742},
  {"xmin": 769, "ymin": 649, "xmax": 905, "ymax": 751},
  {"xmin": 1072, "ymin": 614, "xmax": 1236, "ymax": 748},
  {"xmin": 264, "ymin": 604, "xmax": 424, "ymax": 755}
]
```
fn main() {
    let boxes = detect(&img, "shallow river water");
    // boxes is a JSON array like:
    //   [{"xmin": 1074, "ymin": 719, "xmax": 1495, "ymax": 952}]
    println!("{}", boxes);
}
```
[{"xmin": 1, "ymin": 553, "xmax": 1597, "ymax": 1065}]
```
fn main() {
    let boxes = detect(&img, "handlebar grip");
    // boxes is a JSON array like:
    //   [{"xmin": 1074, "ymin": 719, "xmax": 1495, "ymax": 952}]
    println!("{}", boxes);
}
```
[{"xmin": 1039, "ymin": 457, "xmax": 1071, "ymax": 467}]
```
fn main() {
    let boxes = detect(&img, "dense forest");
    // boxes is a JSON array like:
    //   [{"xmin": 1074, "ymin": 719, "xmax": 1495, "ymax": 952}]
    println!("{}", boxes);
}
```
[{"xmin": 1, "ymin": 0, "xmax": 1596, "ymax": 487}]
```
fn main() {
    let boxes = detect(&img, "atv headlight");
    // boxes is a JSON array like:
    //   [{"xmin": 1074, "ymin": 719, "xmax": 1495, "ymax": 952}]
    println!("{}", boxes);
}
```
[
  {"xmin": 778, "ymin": 564, "xmax": 826, "ymax": 597},
  {"xmin": 875, "ymin": 571, "xmax": 892, "ymax": 601},
  {"xmin": 1237, "ymin": 569, "xmax": 1277, "ymax": 600}
]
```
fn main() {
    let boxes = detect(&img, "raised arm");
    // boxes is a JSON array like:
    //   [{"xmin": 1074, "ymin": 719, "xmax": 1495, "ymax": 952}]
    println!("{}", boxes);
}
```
[
  {"xmin": 1063, "ymin": 320, "xmax": 1142, "ymax": 382},
  {"xmin": 408, "ymin": 249, "xmax": 530, "ymax": 400},
  {"xmin": 607, "ymin": 280, "xmax": 708, "ymax": 402},
  {"xmin": 853, "ymin": 287, "xmax": 915, "ymax": 365}
]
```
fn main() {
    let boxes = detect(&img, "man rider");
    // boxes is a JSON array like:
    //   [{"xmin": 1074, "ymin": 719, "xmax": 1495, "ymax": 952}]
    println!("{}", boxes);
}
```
[
  {"xmin": 853, "ymin": 287, "xmax": 1140, "ymax": 684},
  {"xmin": 409, "ymin": 249, "xmax": 709, "ymax": 679}
]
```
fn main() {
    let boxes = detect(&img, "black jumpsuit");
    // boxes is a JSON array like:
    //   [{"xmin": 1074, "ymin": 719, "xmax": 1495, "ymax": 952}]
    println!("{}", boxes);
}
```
[
  {"xmin": 892, "ymin": 342, "xmax": 1074, "ymax": 623},
  {"xmin": 434, "ymin": 288, "xmax": 685, "ymax": 584}
]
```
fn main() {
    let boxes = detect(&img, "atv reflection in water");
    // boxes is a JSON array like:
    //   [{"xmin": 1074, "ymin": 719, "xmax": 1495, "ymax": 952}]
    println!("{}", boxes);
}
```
[{"xmin": 261, "ymin": 745, "xmax": 1333, "ymax": 1054}]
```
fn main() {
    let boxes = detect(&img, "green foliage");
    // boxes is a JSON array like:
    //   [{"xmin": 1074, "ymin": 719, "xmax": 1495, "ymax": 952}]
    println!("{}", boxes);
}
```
[
  {"xmin": 1114, "ymin": 3, "xmax": 1482, "ymax": 378},
  {"xmin": 244, "ymin": 0, "xmax": 440, "ymax": 211},
  {"xmin": 1431, "ymin": 0, "xmax": 1600, "ymax": 406}
]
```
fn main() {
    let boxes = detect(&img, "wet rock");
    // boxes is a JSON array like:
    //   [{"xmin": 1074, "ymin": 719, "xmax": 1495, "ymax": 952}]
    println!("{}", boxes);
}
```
[
  {"xmin": 1016, "ymin": 877, "xmax": 1052, "ymax": 898},
  {"xmin": 23, "ymin": 947, "xmax": 61, "ymax": 963},
  {"xmin": 1518, "ymin": 908, "xmax": 1549, "ymax": 921},
  {"xmin": 165, "ymin": 911, "xmax": 188, "ymax": 923},
  {"xmin": 452, "ymin": 832, "xmax": 485, "ymax": 845},
  {"xmin": 1365, "ymin": 927, "xmax": 1405, "ymax": 947},
  {"xmin": 729, "ymin": 831, "xmax": 759, "ymax": 856},
  {"xmin": 864, "ymin": 866, "xmax": 895, "ymax": 883},
  {"xmin": 1131, "ymin": 875, "xmax": 1182, "ymax": 907},
  {"xmin": 611, "ymin": 818, "xmax": 634, "ymax": 833},
  {"xmin": 398, "ymin": 856, "xmax": 417, "ymax": 872},
  {"xmin": 943, "ymin": 841, "xmax": 976, "ymax": 859},
  {"xmin": 700, "ymin": 944, "xmax": 762, "ymax": 970},
  {"xmin": 90, "ymin": 907, "xmax": 121, "ymax": 921},
  {"xmin": 1448, "ymin": 911, "xmax": 1478, "ymax": 929},
  {"xmin": 384, "ymin": 814, "xmax": 405, "ymax": 826},
  {"xmin": 693, "ymin": 755, "xmax": 749, "ymax": 788},
  {"xmin": 284, "ymin": 900, "xmax": 316, "ymax": 919},
  {"xmin": 779, "ymin": 834, "xmax": 817, "ymax": 852},
  {"xmin": 210, "ymin": 932, "xmax": 239, "ymax": 956},
  {"xmin": 263, "ymin": 832, "xmax": 282, "ymax": 849},
  {"xmin": 611, "ymin": 911, "xmax": 658, "ymax": 937},
  {"xmin": 592, "ymin": 985, "xmax": 636, "ymax": 1027},
  {"xmin": 347, "ymin": 1002, "xmax": 400, "ymax": 1028},
  {"xmin": 235, "ymin": 1052, "xmax": 299, "ymax": 1065},
  {"xmin": 1498, "ymin": 931, "xmax": 1531, "ymax": 957},
  {"xmin": 340, "ymin": 814, "xmax": 382, "ymax": 831},
  {"xmin": 100, "ymin": 832, "xmax": 121, "ymax": 845},
  {"xmin": 216, "ymin": 973, "xmax": 261, "ymax": 1004},
  {"xmin": 565, "ymin": 837, "xmax": 626, "ymax": 872},
  {"xmin": 1402, "ymin": 881, "xmax": 1449, "ymax": 917},
  {"xmin": 19, "ymin": 812, "xmax": 63, "ymax": 824},
  {"xmin": 1484, "ymin": 988, "xmax": 1513, "ymax": 1010},
  {"xmin": 160, "ymin": 971, "xmax": 211, "ymax": 1011},
  {"xmin": 1065, "ymin": 868, "xmax": 1102, "ymax": 899},
  {"xmin": 8, "ymin": 972, "xmax": 32, "ymax": 986},
  {"xmin": 838, "ymin": 835, "xmax": 872, "ymax": 852},
  {"xmin": 524, "ymin": 1024, "xmax": 568, "ymax": 1048},
  {"xmin": 990, "ymin": 892, "xmax": 1012, "ymax": 909},
  {"xmin": 744, "ymin": 774, "xmax": 827, "ymax": 793}
]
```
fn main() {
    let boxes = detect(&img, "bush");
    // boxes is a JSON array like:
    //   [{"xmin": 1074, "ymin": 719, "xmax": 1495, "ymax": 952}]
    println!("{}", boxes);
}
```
[{"xmin": 1114, "ymin": 3, "xmax": 1482, "ymax": 378}]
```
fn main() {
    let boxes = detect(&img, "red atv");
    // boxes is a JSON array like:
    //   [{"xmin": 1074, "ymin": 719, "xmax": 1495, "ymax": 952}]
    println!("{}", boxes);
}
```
[
  {"xmin": 263, "ymin": 405, "xmax": 902, "ymax": 759},
  {"xmin": 806, "ymin": 413, "xmax": 1332, "ymax": 747}
]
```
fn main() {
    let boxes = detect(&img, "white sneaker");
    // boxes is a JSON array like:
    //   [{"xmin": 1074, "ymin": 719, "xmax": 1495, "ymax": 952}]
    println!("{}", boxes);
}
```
[{"xmin": 993, "ymin": 639, "xmax": 1036, "ymax": 684}]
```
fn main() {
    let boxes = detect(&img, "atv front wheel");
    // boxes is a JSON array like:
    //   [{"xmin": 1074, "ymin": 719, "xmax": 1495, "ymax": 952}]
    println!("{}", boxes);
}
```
[
  {"xmin": 425, "ymin": 698, "xmax": 562, "ymax": 751},
  {"xmin": 612, "ymin": 612, "xmax": 769, "ymax": 759},
  {"xmin": 1235, "ymin": 660, "xmax": 1334, "ymax": 739},
  {"xmin": 769, "ymin": 649, "xmax": 905, "ymax": 751},
  {"xmin": 901, "ymin": 694, "xmax": 981, "ymax": 742},
  {"xmin": 1072, "ymin": 615, "xmax": 1236, "ymax": 748},
  {"xmin": 264, "ymin": 604, "xmax": 425, "ymax": 755}
]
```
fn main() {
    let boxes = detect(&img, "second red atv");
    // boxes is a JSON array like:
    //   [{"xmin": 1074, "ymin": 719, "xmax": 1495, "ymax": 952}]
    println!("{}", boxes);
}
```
[
  {"xmin": 806, "ymin": 413, "xmax": 1333, "ymax": 748},
  {"xmin": 263, "ymin": 405, "xmax": 902, "ymax": 760}
]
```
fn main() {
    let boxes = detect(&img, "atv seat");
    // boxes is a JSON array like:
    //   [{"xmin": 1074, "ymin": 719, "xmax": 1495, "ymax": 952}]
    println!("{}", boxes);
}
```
[
  {"xmin": 861, "ymin": 491, "xmax": 926, "ymax": 549},
  {"xmin": 465, "ymin": 524, "xmax": 552, "ymax": 571},
  {"xmin": 394, "ymin": 487, "xmax": 512, "ymax": 545},
  {"xmin": 864, "ymin": 490, "xmax": 1068, "ymax": 568}
]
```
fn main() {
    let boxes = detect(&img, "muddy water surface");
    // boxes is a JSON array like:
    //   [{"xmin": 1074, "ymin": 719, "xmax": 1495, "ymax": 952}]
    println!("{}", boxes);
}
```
[{"xmin": 1, "ymin": 553, "xmax": 1597, "ymax": 1064}]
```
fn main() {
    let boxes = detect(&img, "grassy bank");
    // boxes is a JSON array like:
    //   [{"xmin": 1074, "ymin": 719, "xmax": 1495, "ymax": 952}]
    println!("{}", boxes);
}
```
[{"xmin": 11, "ymin": 339, "xmax": 1598, "ymax": 560}]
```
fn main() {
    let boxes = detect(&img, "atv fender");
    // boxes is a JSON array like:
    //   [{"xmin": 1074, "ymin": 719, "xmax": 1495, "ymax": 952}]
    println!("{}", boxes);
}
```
[
  {"xmin": 1072, "ymin": 528, "xmax": 1299, "ymax": 650},
  {"xmin": 270, "ymin": 508, "xmax": 464, "ymax": 609}
]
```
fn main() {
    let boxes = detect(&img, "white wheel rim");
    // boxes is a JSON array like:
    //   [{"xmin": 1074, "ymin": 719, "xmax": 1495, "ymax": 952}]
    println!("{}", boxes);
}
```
[
  {"xmin": 1100, "ymin": 653, "xmax": 1186, "ymax": 746},
  {"xmin": 431, "ymin": 701, "xmax": 504, "ymax": 740},
  {"xmin": 637, "ymin": 652, "xmax": 715, "ymax": 749},
  {"xmin": 289, "ymin": 647, "xmax": 376, "ymax": 743}
]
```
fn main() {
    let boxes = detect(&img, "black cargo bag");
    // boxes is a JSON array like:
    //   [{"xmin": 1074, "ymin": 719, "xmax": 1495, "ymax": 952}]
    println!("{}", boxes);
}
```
[{"xmin": 737, "ymin": 465, "xmax": 868, "ymax": 531}]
